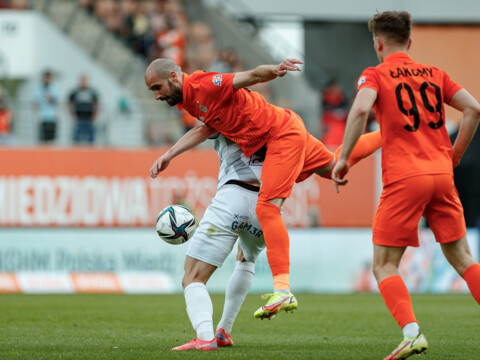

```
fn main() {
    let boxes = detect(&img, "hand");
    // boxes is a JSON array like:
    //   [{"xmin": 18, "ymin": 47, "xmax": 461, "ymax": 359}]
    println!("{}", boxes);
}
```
[
  {"xmin": 275, "ymin": 58, "xmax": 303, "ymax": 77},
  {"xmin": 150, "ymin": 154, "xmax": 171, "ymax": 178},
  {"xmin": 331, "ymin": 159, "xmax": 350, "ymax": 193}
]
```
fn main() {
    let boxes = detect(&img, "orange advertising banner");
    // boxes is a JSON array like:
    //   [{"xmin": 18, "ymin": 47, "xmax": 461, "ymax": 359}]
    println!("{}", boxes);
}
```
[{"xmin": 0, "ymin": 147, "xmax": 377, "ymax": 227}]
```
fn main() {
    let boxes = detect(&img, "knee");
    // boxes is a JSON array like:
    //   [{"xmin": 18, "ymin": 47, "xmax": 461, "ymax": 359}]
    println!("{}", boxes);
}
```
[
  {"xmin": 255, "ymin": 200, "xmax": 280, "ymax": 222},
  {"xmin": 442, "ymin": 239, "xmax": 476, "ymax": 276},
  {"xmin": 444, "ymin": 251, "xmax": 475, "ymax": 276},
  {"xmin": 182, "ymin": 273, "xmax": 205, "ymax": 289},
  {"xmin": 372, "ymin": 261, "xmax": 383, "ymax": 281},
  {"xmin": 372, "ymin": 258, "xmax": 397, "ymax": 282},
  {"xmin": 182, "ymin": 269, "xmax": 209, "ymax": 289}
]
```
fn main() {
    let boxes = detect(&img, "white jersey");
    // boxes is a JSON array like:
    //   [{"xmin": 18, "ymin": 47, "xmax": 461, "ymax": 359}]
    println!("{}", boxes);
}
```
[
  {"xmin": 186, "ymin": 134, "xmax": 266, "ymax": 267},
  {"xmin": 212, "ymin": 134, "xmax": 264, "ymax": 189}
]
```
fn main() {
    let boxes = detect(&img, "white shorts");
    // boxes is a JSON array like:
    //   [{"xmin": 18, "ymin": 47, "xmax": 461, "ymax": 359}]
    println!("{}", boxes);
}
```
[{"xmin": 186, "ymin": 184, "xmax": 266, "ymax": 267}]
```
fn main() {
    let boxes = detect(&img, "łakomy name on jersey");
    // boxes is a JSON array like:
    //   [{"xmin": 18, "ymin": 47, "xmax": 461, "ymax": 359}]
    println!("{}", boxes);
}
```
[{"xmin": 389, "ymin": 67, "xmax": 434, "ymax": 79}]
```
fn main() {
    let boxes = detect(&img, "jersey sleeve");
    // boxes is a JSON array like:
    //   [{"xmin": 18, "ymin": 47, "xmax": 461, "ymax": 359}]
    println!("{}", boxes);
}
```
[
  {"xmin": 441, "ymin": 70, "xmax": 463, "ymax": 103},
  {"xmin": 197, "ymin": 72, "xmax": 236, "ymax": 104},
  {"xmin": 357, "ymin": 67, "xmax": 379, "ymax": 92}
]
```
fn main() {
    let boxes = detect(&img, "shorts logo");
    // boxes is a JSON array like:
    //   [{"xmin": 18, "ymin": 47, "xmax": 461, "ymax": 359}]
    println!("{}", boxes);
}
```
[
  {"xmin": 357, "ymin": 76, "xmax": 366, "ymax": 88},
  {"xmin": 212, "ymin": 74, "xmax": 222, "ymax": 86}
]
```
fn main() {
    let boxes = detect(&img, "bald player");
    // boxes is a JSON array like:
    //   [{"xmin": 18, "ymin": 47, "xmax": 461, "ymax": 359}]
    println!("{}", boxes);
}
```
[{"xmin": 146, "ymin": 57, "xmax": 381, "ymax": 320}]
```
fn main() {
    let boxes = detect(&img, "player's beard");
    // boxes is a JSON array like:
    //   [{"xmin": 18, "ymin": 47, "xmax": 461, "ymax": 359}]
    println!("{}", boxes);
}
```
[{"xmin": 165, "ymin": 79, "xmax": 183, "ymax": 106}]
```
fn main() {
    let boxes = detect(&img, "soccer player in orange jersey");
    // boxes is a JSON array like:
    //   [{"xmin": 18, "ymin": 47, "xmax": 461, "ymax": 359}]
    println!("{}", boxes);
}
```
[
  {"xmin": 145, "ymin": 57, "xmax": 381, "ymax": 319},
  {"xmin": 332, "ymin": 11, "xmax": 480, "ymax": 360}
]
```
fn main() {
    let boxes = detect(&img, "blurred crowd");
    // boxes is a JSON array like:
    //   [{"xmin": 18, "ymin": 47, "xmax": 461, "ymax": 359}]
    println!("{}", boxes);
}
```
[
  {"xmin": 0, "ymin": 0, "xmax": 28, "ymax": 9},
  {"xmin": 76, "ymin": 0, "xmax": 245, "ymax": 75},
  {"xmin": 76, "ymin": 0, "xmax": 275, "ymax": 136},
  {"xmin": 320, "ymin": 79, "xmax": 377, "ymax": 149}
]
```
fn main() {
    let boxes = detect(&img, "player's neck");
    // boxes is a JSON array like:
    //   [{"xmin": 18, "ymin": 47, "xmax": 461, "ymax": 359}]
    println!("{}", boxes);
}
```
[{"xmin": 379, "ymin": 48, "xmax": 409, "ymax": 63}]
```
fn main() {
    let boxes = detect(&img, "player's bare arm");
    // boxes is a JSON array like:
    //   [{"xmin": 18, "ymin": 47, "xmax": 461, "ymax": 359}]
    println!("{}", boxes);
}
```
[
  {"xmin": 150, "ymin": 125, "xmax": 217, "ymax": 178},
  {"xmin": 232, "ymin": 58, "xmax": 303, "ymax": 90},
  {"xmin": 332, "ymin": 88, "xmax": 377, "ymax": 186},
  {"xmin": 448, "ymin": 89, "xmax": 480, "ymax": 167}
]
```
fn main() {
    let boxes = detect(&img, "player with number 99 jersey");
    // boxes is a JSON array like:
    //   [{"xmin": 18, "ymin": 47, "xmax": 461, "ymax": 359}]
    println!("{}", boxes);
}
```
[{"xmin": 358, "ymin": 53, "xmax": 462, "ymax": 186}]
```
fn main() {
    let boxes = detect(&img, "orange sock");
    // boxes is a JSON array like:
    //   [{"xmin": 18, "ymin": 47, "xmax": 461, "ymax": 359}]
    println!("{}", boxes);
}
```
[
  {"xmin": 463, "ymin": 263, "xmax": 480, "ymax": 304},
  {"xmin": 324, "ymin": 131, "xmax": 381, "ymax": 179},
  {"xmin": 378, "ymin": 275, "xmax": 417, "ymax": 328},
  {"xmin": 255, "ymin": 200, "xmax": 290, "ymax": 280},
  {"xmin": 273, "ymin": 274, "xmax": 290, "ymax": 291}
]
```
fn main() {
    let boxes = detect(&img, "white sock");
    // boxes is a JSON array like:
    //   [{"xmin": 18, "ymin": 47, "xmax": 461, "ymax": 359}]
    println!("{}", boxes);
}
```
[
  {"xmin": 216, "ymin": 261, "xmax": 255, "ymax": 334},
  {"xmin": 402, "ymin": 322, "xmax": 420, "ymax": 338},
  {"xmin": 184, "ymin": 282, "xmax": 214, "ymax": 341}
]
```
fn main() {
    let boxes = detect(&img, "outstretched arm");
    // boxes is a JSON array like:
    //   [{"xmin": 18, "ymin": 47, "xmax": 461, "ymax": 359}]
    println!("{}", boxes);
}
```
[
  {"xmin": 232, "ymin": 58, "xmax": 303, "ymax": 90},
  {"xmin": 448, "ymin": 89, "xmax": 480, "ymax": 167},
  {"xmin": 150, "ymin": 124, "xmax": 217, "ymax": 178},
  {"xmin": 332, "ymin": 88, "xmax": 377, "ymax": 186}
]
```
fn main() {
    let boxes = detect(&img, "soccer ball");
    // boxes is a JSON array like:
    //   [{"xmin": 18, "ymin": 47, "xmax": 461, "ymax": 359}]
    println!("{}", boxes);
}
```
[{"xmin": 156, "ymin": 205, "xmax": 196, "ymax": 245}]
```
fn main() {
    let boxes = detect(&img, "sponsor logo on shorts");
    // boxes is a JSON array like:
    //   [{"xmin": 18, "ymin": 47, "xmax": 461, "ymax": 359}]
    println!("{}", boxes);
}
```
[{"xmin": 231, "ymin": 220, "xmax": 263, "ymax": 237}]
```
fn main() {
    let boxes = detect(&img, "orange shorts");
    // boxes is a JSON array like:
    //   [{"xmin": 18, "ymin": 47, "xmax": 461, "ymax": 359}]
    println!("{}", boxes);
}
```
[
  {"xmin": 258, "ymin": 111, "xmax": 307, "ymax": 201},
  {"xmin": 296, "ymin": 134, "xmax": 335, "ymax": 183},
  {"xmin": 373, "ymin": 174, "xmax": 466, "ymax": 247}
]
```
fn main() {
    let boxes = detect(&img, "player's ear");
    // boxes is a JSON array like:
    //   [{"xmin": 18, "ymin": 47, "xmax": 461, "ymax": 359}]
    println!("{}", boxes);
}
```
[
  {"xmin": 169, "ymin": 71, "xmax": 178, "ymax": 83},
  {"xmin": 407, "ymin": 38, "xmax": 412, "ymax": 50},
  {"xmin": 375, "ymin": 36, "xmax": 383, "ymax": 51}
]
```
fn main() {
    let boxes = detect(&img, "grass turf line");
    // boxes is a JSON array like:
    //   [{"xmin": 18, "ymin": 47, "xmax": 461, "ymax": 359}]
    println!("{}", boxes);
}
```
[{"xmin": 0, "ymin": 294, "xmax": 478, "ymax": 359}]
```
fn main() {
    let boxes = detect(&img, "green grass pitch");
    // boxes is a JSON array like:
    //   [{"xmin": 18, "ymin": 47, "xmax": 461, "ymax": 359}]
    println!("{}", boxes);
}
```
[{"xmin": 0, "ymin": 293, "xmax": 478, "ymax": 359}]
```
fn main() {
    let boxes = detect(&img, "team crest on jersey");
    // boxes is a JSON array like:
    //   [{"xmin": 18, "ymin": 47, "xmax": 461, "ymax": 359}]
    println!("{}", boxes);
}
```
[
  {"xmin": 212, "ymin": 74, "xmax": 222, "ymax": 86},
  {"xmin": 199, "ymin": 105, "xmax": 208, "ymax": 113},
  {"xmin": 357, "ymin": 76, "xmax": 366, "ymax": 88}
]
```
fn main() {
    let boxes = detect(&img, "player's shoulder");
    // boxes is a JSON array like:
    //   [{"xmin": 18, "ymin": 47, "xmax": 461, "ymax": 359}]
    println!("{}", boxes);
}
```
[
  {"xmin": 416, "ymin": 61, "xmax": 452, "ymax": 83},
  {"xmin": 357, "ymin": 66, "xmax": 379, "ymax": 87},
  {"xmin": 188, "ymin": 70, "xmax": 232, "ymax": 91},
  {"xmin": 360, "ymin": 66, "xmax": 379, "ymax": 76},
  {"xmin": 189, "ymin": 70, "xmax": 221, "ymax": 82}
]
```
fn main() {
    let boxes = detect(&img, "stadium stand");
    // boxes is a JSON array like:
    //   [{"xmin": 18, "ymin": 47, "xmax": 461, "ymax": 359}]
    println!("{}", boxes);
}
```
[{"xmin": 0, "ymin": 0, "xmax": 322, "ymax": 146}]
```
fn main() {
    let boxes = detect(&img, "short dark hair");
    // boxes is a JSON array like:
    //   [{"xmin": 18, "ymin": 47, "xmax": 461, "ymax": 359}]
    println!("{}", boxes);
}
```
[{"xmin": 368, "ymin": 11, "xmax": 411, "ymax": 45}]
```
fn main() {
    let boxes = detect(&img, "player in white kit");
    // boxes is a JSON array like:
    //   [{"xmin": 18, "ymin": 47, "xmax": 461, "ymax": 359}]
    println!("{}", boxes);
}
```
[
  {"xmin": 150, "ymin": 124, "xmax": 381, "ymax": 351},
  {"xmin": 173, "ymin": 129, "xmax": 267, "ymax": 351}
]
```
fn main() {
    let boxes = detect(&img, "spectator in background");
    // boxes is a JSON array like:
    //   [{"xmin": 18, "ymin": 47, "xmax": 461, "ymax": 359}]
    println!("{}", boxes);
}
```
[
  {"xmin": 320, "ymin": 79, "xmax": 348, "ymax": 149},
  {"xmin": 9, "ymin": 0, "xmax": 28, "ymax": 9},
  {"xmin": 154, "ymin": 14, "xmax": 186, "ymax": 67},
  {"xmin": 77, "ymin": 0, "xmax": 94, "ymax": 13},
  {"xmin": 209, "ymin": 48, "xmax": 244, "ymax": 73},
  {"xmin": 33, "ymin": 70, "xmax": 60, "ymax": 144},
  {"xmin": 125, "ymin": 1, "xmax": 151, "ymax": 57},
  {"xmin": 185, "ymin": 21, "xmax": 216, "ymax": 71},
  {"xmin": 0, "ymin": 89, "xmax": 13, "ymax": 145},
  {"xmin": 68, "ymin": 74, "xmax": 99, "ymax": 144}
]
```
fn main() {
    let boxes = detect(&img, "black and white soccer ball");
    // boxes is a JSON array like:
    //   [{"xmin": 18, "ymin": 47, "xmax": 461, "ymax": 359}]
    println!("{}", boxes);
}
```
[{"xmin": 156, "ymin": 205, "xmax": 197, "ymax": 245}]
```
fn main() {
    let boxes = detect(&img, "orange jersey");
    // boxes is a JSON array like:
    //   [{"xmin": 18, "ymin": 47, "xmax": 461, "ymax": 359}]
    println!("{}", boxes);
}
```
[
  {"xmin": 358, "ymin": 53, "xmax": 462, "ymax": 186},
  {"xmin": 177, "ymin": 71, "xmax": 288, "ymax": 157}
]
